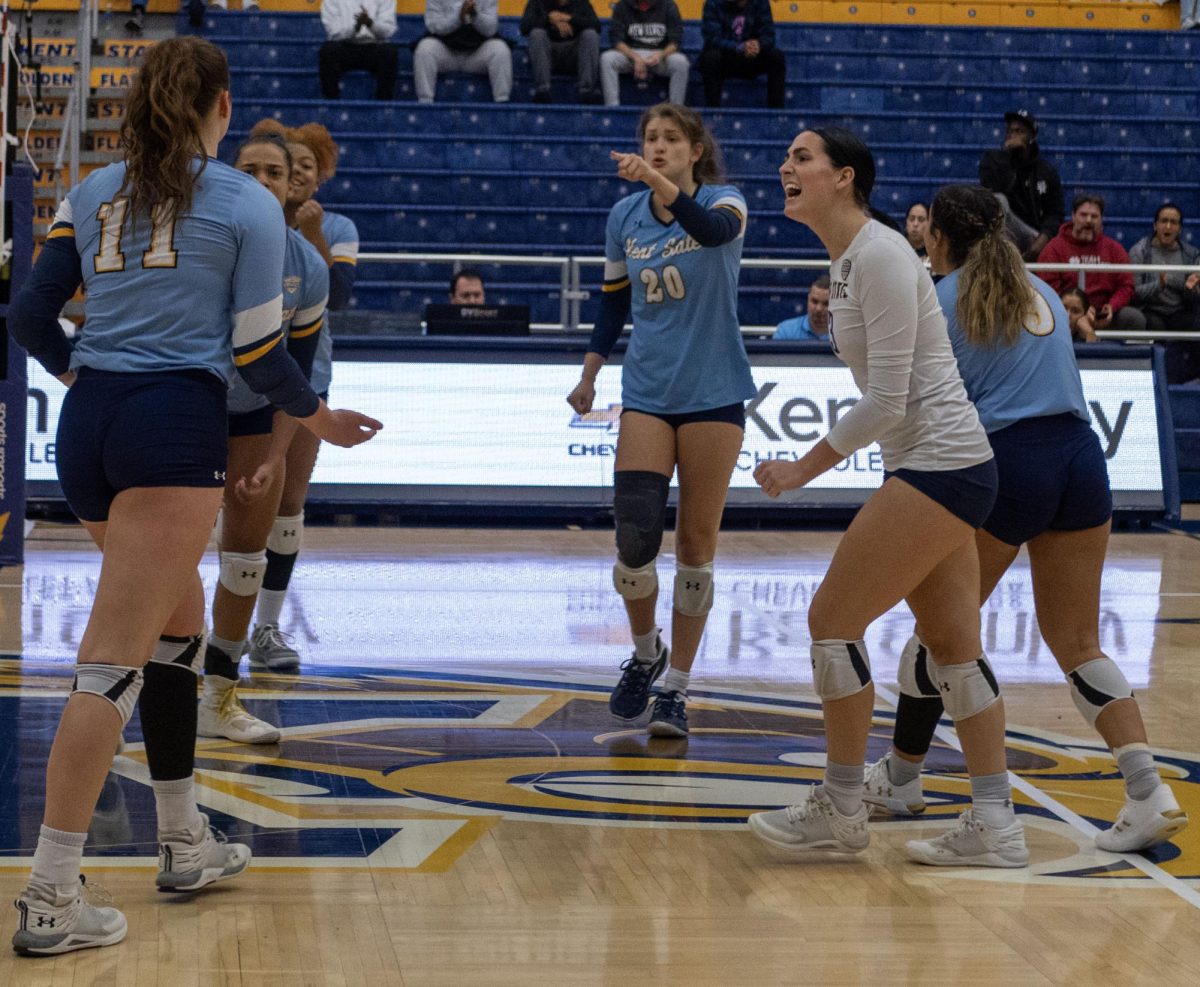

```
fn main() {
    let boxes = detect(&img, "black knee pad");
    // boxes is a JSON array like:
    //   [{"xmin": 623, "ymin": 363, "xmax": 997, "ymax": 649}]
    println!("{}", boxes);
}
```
[{"xmin": 613, "ymin": 470, "xmax": 670, "ymax": 568}]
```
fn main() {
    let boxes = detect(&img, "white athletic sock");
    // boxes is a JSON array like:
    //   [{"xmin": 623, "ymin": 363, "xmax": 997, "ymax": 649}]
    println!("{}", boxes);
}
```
[
  {"xmin": 256, "ymin": 589, "xmax": 287, "ymax": 629},
  {"xmin": 30, "ymin": 825, "xmax": 87, "ymax": 889},
  {"xmin": 822, "ymin": 760, "xmax": 864, "ymax": 816},
  {"xmin": 632, "ymin": 627, "xmax": 661, "ymax": 663},
  {"xmin": 1114, "ymin": 743, "xmax": 1161, "ymax": 802},
  {"xmin": 970, "ymin": 772, "xmax": 1016, "ymax": 828},
  {"xmin": 663, "ymin": 668, "xmax": 689, "ymax": 696},
  {"xmin": 153, "ymin": 776, "xmax": 204, "ymax": 838},
  {"xmin": 887, "ymin": 753, "xmax": 923, "ymax": 785}
]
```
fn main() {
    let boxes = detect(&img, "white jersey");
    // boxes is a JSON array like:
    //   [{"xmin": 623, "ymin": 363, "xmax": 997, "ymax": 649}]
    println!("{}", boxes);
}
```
[{"xmin": 825, "ymin": 221, "xmax": 992, "ymax": 472}]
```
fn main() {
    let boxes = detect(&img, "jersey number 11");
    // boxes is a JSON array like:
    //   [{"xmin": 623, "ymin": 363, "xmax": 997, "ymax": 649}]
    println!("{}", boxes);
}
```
[{"xmin": 94, "ymin": 199, "xmax": 179, "ymax": 273}]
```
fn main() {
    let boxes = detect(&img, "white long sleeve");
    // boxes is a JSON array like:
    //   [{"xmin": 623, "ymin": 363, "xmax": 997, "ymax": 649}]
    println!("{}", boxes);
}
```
[
  {"xmin": 322, "ymin": 0, "xmax": 396, "ymax": 41},
  {"xmin": 825, "ymin": 222, "xmax": 992, "ymax": 471}
]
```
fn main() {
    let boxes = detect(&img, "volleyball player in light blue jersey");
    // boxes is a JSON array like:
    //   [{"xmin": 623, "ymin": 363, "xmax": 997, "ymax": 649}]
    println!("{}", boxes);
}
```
[
  {"xmin": 243, "ymin": 119, "xmax": 361, "ymax": 671},
  {"xmin": 198, "ymin": 132, "xmax": 331, "ymax": 746},
  {"xmin": 865, "ymin": 184, "xmax": 1188, "ymax": 855},
  {"xmin": 567, "ymin": 105, "xmax": 756, "ymax": 739},
  {"xmin": 7, "ymin": 38, "xmax": 379, "ymax": 957}
]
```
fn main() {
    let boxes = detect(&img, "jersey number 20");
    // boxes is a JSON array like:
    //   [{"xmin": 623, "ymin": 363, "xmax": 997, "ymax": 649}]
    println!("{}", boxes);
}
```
[
  {"xmin": 94, "ymin": 199, "xmax": 179, "ymax": 273},
  {"xmin": 640, "ymin": 265, "xmax": 686, "ymax": 304}
]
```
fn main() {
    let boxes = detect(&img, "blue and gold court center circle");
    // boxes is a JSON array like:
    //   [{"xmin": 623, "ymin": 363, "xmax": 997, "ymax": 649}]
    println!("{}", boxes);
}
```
[{"xmin": 0, "ymin": 660, "xmax": 1195, "ymax": 884}]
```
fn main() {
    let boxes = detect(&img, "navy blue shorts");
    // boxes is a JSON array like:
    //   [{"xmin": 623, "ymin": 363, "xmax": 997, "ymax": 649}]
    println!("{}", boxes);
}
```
[
  {"xmin": 228, "ymin": 404, "xmax": 276, "ymax": 438},
  {"xmin": 56, "ymin": 368, "xmax": 228, "ymax": 522},
  {"xmin": 886, "ymin": 459, "xmax": 999, "ymax": 529},
  {"xmin": 983, "ymin": 413, "xmax": 1112, "ymax": 546},
  {"xmin": 622, "ymin": 402, "xmax": 746, "ymax": 430}
]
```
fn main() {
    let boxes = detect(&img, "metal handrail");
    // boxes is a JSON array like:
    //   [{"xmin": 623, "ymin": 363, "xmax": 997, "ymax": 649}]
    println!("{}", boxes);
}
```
[{"xmin": 352, "ymin": 250, "xmax": 1200, "ymax": 336}]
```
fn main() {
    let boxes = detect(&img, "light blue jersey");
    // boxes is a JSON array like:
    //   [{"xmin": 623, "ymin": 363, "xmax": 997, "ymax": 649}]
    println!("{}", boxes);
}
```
[
  {"xmin": 310, "ymin": 211, "xmax": 359, "ymax": 392},
  {"xmin": 227, "ymin": 229, "xmax": 329, "ymax": 415},
  {"xmin": 49, "ymin": 158, "xmax": 286, "ymax": 381},
  {"xmin": 604, "ymin": 185, "xmax": 756, "ymax": 414},
  {"xmin": 938, "ymin": 269, "xmax": 1089, "ymax": 434}
]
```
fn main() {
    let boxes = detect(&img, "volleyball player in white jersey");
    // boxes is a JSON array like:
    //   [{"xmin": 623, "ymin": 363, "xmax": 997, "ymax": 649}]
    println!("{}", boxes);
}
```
[
  {"xmin": 567, "ymin": 104, "xmax": 756, "ymax": 737},
  {"xmin": 863, "ymin": 184, "xmax": 1188, "ymax": 855},
  {"xmin": 747, "ymin": 129, "xmax": 1027, "ymax": 867}
]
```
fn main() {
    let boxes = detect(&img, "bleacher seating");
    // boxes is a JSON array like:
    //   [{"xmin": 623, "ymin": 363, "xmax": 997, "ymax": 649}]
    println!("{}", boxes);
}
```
[{"xmin": 202, "ymin": 10, "xmax": 1199, "ymax": 328}]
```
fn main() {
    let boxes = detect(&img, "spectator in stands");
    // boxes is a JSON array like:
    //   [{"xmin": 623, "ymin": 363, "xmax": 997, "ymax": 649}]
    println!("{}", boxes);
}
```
[
  {"xmin": 1128, "ymin": 203, "xmax": 1200, "ymax": 331},
  {"xmin": 129, "ymin": 0, "xmax": 221, "ymax": 33},
  {"xmin": 698, "ymin": 0, "xmax": 786, "ymax": 109},
  {"xmin": 903, "ymin": 201, "xmax": 929, "ymax": 258},
  {"xmin": 774, "ymin": 275, "xmax": 830, "ymax": 341},
  {"xmin": 1037, "ymin": 193, "xmax": 1146, "ymax": 333},
  {"xmin": 600, "ymin": 0, "xmax": 689, "ymax": 107},
  {"xmin": 319, "ymin": 0, "xmax": 399, "ymax": 100},
  {"xmin": 1184, "ymin": 0, "xmax": 1199, "ymax": 30},
  {"xmin": 1060, "ymin": 287, "xmax": 1098, "ymax": 343},
  {"xmin": 978, "ymin": 109, "xmax": 1062, "ymax": 260},
  {"xmin": 415, "ymin": 0, "xmax": 513, "ymax": 103},
  {"xmin": 519, "ymin": 0, "xmax": 601, "ymax": 104},
  {"xmin": 450, "ymin": 268, "xmax": 487, "ymax": 303}
]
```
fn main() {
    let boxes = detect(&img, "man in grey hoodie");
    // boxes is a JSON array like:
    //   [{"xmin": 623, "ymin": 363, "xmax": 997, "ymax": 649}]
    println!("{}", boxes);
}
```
[
  {"xmin": 599, "ymin": 0, "xmax": 689, "ymax": 106},
  {"xmin": 413, "ymin": 0, "xmax": 512, "ymax": 102}
]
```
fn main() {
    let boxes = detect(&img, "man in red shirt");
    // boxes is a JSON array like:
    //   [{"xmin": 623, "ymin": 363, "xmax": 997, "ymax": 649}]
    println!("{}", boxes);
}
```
[{"xmin": 1037, "ymin": 193, "xmax": 1146, "ymax": 332}]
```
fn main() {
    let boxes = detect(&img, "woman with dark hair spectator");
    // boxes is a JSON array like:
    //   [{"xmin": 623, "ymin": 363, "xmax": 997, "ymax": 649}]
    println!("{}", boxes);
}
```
[
  {"xmin": 1128, "ymin": 203, "xmax": 1200, "ymax": 382},
  {"xmin": 865, "ymin": 184, "xmax": 1187, "ymax": 855},
  {"xmin": 1061, "ymin": 287, "xmax": 1098, "ymax": 343},
  {"xmin": 749, "ymin": 130, "xmax": 1023, "ymax": 868},
  {"xmin": 903, "ymin": 201, "xmax": 929, "ymax": 258},
  {"xmin": 242, "ymin": 120, "xmax": 360, "ymax": 671}
]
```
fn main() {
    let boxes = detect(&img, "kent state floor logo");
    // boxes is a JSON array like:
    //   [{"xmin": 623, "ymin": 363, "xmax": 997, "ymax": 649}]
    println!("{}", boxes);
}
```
[{"xmin": 0, "ymin": 661, "xmax": 1195, "ymax": 886}]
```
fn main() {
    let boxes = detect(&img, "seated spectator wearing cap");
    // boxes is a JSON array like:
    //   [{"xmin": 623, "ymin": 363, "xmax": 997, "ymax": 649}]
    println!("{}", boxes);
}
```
[
  {"xmin": 698, "ymin": 0, "xmax": 786, "ymax": 109},
  {"xmin": 774, "ymin": 275, "xmax": 830, "ymax": 341},
  {"xmin": 978, "ymin": 110, "xmax": 1062, "ymax": 261},
  {"xmin": 1037, "ymin": 193, "xmax": 1146, "ymax": 334}
]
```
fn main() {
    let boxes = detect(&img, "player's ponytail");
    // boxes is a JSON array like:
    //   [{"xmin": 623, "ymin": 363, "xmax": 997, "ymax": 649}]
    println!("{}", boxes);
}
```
[
  {"xmin": 931, "ymin": 184, "xmax": 1038, "ymax": 348},
  {"xmin": 637, "ymin": 104, "xmax": 725, "ymax": 186},
  {"xmin": 119, "ymin": 37, "xmax": 230, "ymax": 226}
]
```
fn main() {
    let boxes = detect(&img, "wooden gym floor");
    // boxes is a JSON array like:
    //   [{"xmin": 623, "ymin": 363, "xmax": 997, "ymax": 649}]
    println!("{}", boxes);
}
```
[{"xmin": 1, "ymin": 521, "xmax": 1198, "ymax": 985}]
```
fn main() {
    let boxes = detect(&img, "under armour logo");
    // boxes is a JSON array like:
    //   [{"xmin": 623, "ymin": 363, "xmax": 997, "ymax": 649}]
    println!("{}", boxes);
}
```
[
  {"xmin": 242, "ymin": 571, "xmax": 257, "ymax": 580},
  {"xmin": 35, "ymin": 916, "xmax": 55, "ymax": 928},
  {"xmin": 214, "ymin": 471, "xmax": 226, "ymax": 481},
  {"xmin": 940, "ymin": 682, "xmax": 951, "ymax": 693},
  {"xmin": 684, "ymin": 581, "xmax": 700, "ymax": 590},
  {"xmin": 283, "ymin": 529, "xmax": 296, "ymax": 538}
]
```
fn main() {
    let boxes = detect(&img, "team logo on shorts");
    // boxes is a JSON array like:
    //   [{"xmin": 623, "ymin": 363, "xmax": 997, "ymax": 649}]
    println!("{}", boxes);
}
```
[{"xmin": 284, "ymin": 276, "xmax": 302, "ymax": 294}]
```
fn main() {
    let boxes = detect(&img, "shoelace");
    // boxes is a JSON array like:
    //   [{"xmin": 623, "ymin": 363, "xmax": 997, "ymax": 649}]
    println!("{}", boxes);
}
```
[
  {"xmin": 618, "ymin": 656, "xmax": 657, "ymax": 682},
  {"xmin": 259, "ymin": 625, "xmax": 295, "ymax": 651},
  {"xmin": 785, "ymin": 794, "xmax": 818, "ymax": 825},
  {"xmin": 219, "ymin": 689, "xmax": 260, "ymax": 725},
  {"xmin": 654, "ymin": 693, "xmax": 685, "ymax": 718},
  {"xmin": 79, "ymin": 875, "xmax": 114, "ymax": 906}
]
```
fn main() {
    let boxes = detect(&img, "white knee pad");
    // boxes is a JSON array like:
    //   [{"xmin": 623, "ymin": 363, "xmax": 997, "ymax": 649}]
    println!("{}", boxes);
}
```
[
  {"xmin": 72, "ymin": 663, "xmax": 143, "ymax": 727},
  {"xmin": 933, "ymin": 655, "xmax": 1001, "ymax": 721},
  {"xmin": 613, "ymin": 559, "xmax": 658, "ymax": 600},
  {"xmin": 220, "ymin": 549, "xmax": 267, "ymax": 597},
  {"xmin": 897, "ymin": 634, "xmax": 940, "ymax": 698},
  {"xmin": 811, "ymin": 639, "xmax": 872, "ymax": 701},
  {"xmin": 1068, "ymin": 656, "xmax": 1132, "ymax": 727},
  {"xmin": 673, "ymin": 562, "xmax": 714, "ymax": 617},
  {"xmin": 149, "ymin": 629, "xmax": 206, "ymax": 676},
  {"xmin": 267, "ymin": 512, "xmax": 303, "ymax": 556}
]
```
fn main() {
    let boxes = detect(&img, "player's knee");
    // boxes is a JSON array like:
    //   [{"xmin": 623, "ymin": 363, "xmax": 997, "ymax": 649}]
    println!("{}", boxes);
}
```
[
  {"xmin": 811, "ymin": 639, "xmax": 872, "ymax": 701},
  {"xmin": 613, "ymin": 559, "xmax": 658, "ymax": 600},
  {"xmin": 72, "ymin": 663, "xmax": 143, "ymax": 727},
  {"xmin": 267, "ymin": 512, "xmax": 303, "ymax": 556},
  {"xmin": 219, "ymin": 549, "xmax": 267, "ymax": 597},
  {"xmin": 613, "ymin": 470, "xmax": 669, "ymax": 569},
  {"xmin": 673, "ymin": 562, "xmax": 714, "ymax": 616},
  {"xmin": 933, "ymin": 655, "xmax": 1001, "ymax": 721},
  {"xmin": 149, "ymin": 630, "xmax": 205, "ymax": 677},
  {"xmin": 896, "ymin": 634, "xmax": 940, "ymax": 698},
  {"xmin": 1067, "ymin": 655, "xmax": 1132, "ymax": 728}
]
